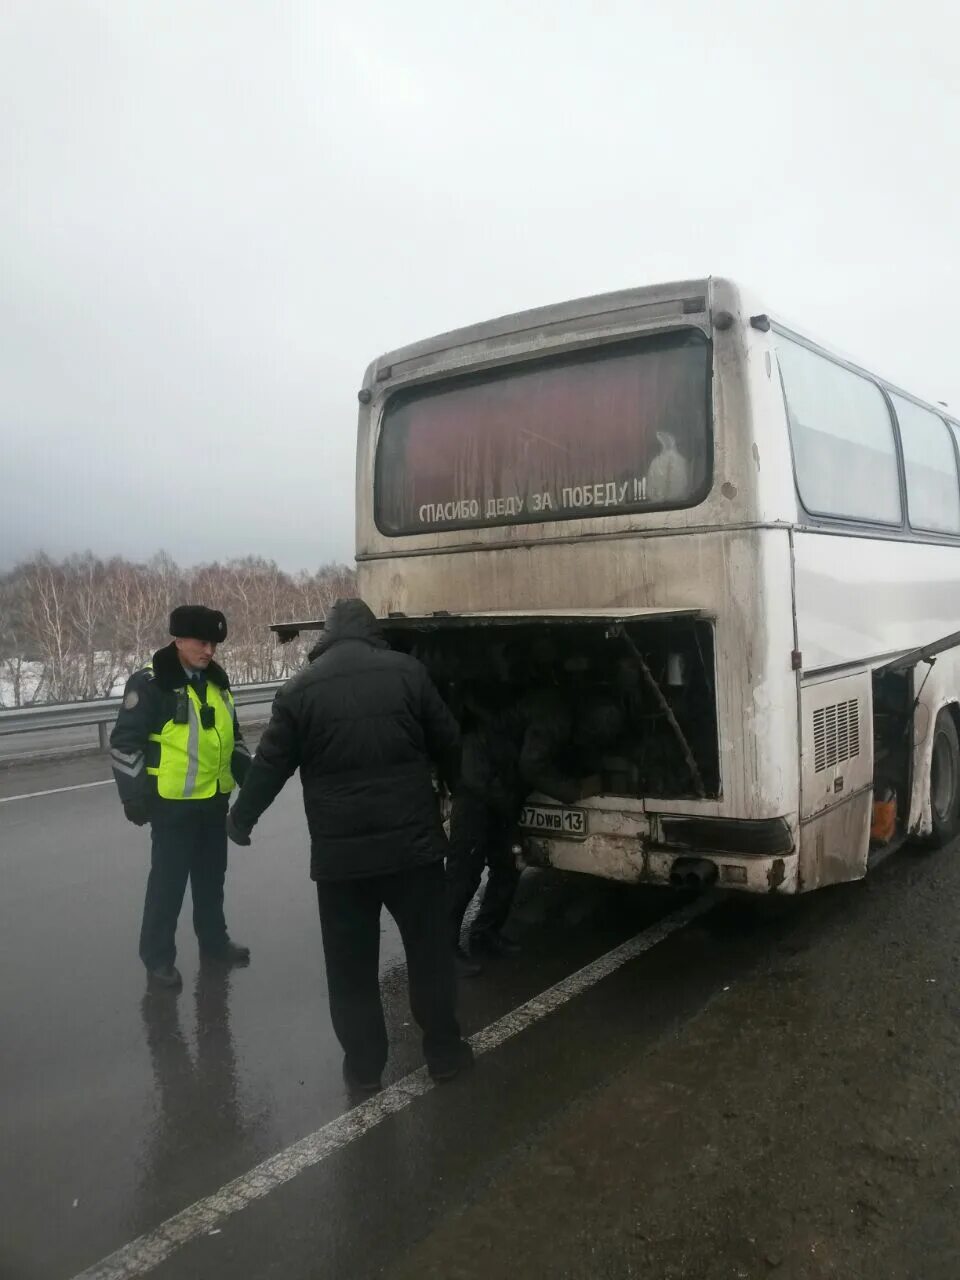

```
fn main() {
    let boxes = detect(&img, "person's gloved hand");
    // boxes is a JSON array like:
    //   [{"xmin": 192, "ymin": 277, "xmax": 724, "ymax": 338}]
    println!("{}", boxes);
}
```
[
  {"xmin": 123, "ymin": 798, "xmax": 150, "ymax": 827},
  {"xmin": 226, "ymin": 810, "xmax": 252, "ymax": 846}
]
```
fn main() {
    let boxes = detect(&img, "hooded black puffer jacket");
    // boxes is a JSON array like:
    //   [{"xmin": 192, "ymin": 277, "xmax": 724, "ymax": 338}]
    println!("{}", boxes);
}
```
[{"xmin": 232, "ymin": 600, "xmax": 461, "ymax": 880}]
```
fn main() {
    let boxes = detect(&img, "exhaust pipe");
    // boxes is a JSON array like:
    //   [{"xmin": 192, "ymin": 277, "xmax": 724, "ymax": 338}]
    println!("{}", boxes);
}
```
[{"xmin": 669, "ymin": 857, "xmax": 719, "ymax": 891}]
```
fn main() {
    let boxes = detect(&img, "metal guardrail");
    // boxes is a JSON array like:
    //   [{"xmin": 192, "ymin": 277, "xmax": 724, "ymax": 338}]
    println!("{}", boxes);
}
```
[{"xmin": 0, "ymin": 682, "xmax": 282, "ymax": 749}]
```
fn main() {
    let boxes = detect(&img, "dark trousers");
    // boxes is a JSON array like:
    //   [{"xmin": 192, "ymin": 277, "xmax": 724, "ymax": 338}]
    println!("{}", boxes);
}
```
[
  {"xmin": 315, "ymin": 861, "xmax": 461, "ymax": 1080},
  {"xmin": 446, "ymin": 792, "xmax": 521, "ymax": 949},
  {"xmin": 139, "ymin": 809, "xmax": 229, "ymax": 970}
]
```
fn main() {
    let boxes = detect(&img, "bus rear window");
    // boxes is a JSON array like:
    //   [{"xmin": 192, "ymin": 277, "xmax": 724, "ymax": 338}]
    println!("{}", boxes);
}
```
[{"xmin": 374, "ymin": 331, "xmax": 711, "ymax": 534}]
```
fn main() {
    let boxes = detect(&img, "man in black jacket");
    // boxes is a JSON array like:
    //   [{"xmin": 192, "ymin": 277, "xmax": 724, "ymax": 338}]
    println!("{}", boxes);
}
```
[
  {"xmin": 227, "ymin": 599, "xmax": 472, "ymax": 1092},
  {"xmin": 110, "ymin": 605, "xmax": 252, "ymax": 990}
]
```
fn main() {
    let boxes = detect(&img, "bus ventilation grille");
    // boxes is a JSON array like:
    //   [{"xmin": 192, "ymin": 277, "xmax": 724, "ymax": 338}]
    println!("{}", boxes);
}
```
[{"xmin": 813, "ymin": 699, "xmax": 860, "ymax": 773}]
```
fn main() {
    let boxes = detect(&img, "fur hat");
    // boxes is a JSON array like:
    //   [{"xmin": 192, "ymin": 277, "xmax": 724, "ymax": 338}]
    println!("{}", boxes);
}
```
[{"xmin": 169, "ymin": 605, "xmax": 227, "ymax": 643}]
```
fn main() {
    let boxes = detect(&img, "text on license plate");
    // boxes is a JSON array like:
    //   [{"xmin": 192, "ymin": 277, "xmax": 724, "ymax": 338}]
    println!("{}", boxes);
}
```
[{"xmin": 519, "ymin": 804, "xmax": 587, "ymax": 839}]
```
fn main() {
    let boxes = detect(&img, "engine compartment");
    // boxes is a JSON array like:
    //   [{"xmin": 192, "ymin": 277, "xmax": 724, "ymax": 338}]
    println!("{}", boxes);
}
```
[{"xmin": 386, "ymin": 616, "xmax": 720, "ymax": 800}]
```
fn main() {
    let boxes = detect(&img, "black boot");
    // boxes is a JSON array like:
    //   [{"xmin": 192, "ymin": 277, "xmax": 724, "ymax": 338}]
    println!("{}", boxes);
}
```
[
  {"xmin": 428, "ymin": 1039, "xmax": 475, "ymax": 1084},
  {"xmin": 146, "ymin": 964, "xmax": 183, "ymax": 989},
  {"xmin": 200, "ymin": 939, "xmax": 251, "ymax": 965},
  {"xmin": 342, "ymin": 1059, "xmax": 382, "ymax": 1095}
]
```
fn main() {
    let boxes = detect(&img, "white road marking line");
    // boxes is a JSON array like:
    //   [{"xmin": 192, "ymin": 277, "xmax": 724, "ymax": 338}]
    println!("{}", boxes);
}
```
[
  {"xmin": 71, "ymin": 893, "xmax": 715, "ymax": 1280},
  {"xmin": 0, "ymin": 780, "xmax": 113, "ymax": 804}
]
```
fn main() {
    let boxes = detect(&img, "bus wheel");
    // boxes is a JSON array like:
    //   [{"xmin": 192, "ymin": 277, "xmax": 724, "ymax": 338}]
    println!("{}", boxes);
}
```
[{"xmin": 928, "ymin": 710, "xmax": 960, "ymax": 847}]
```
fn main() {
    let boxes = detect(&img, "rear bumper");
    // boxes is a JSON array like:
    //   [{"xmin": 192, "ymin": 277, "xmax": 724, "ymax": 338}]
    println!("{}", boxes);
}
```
[{"xmin": 519, "ymin": 808, "xmax": 800, "ymax": 894}]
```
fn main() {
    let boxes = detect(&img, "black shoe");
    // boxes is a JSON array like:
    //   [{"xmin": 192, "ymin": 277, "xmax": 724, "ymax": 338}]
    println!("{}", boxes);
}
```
[
  {"xmin": 470, "ymin": 932, "xmax": 521, "ymax": 957},
  {"xmin": 342, "ymin": 1060, "xmax": 382, "ymax": 1095},
  {"xmin": 146, "ymin": 964, "xmax": 182, "ymax": 989},
  {"xmin": 429, "ymin": 1040, "xmax": 475, "ymax": 1084},
  {"xmin": 455, "ymin": 946, "xmax": 483, "ymax": 978},
  {"xmin": 200, "ymin": 940, "xmax": 251, "ymax": 965}
]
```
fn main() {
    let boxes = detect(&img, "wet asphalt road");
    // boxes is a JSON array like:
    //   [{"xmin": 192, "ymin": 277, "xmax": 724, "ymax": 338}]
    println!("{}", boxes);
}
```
[{"xmin": 2, "ymin": 744, "xmax": 960, "ymax": 1280}]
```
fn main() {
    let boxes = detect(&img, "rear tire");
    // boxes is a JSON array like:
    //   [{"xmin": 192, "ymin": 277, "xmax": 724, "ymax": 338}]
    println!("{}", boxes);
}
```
[{"xmin": 927, "ymin": 709, "xmax": 960, "ymax": 847}]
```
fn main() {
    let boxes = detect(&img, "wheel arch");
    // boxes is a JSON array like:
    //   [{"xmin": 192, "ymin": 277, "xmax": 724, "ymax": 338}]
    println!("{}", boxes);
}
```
[{"xmin": 909, "ymin": 691, "xmax": 960, "ymax": 838}]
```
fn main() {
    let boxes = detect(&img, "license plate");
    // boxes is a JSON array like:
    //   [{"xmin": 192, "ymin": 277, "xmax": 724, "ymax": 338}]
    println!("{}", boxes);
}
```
[{"xmin": 519, "ymin": 804, "xmax": 587, "ymax": 839}]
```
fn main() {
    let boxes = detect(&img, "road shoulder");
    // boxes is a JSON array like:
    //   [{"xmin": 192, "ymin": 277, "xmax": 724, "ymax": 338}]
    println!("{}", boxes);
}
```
[{"xmin": 388, "ymin": 858, "xmax": 960, "ymax": 1280}]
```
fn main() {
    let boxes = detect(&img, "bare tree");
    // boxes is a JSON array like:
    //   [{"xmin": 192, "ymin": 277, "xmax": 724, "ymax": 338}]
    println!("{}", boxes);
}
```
[
  {"xmin": 0, "ymin": 552, "xmax": 356, "ymax": 706},
  {"xmin": 0, "ymin": 569, "xmax": 31, "ymax": 708},
  {"xmin": 19, "ymin": 555, "xmax": 72, "ymax": 703}
]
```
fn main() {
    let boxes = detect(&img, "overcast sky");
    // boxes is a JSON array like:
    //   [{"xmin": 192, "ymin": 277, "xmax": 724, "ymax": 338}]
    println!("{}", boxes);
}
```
[{"xmin": 2, "ymin": 1, "xmax": 957, "ymax": 572}]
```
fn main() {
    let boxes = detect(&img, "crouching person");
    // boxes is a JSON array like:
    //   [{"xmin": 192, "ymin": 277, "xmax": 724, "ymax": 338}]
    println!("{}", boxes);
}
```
[{"xmin": 448, "ymin": 685, "xmax": 624, "ymax": 974}]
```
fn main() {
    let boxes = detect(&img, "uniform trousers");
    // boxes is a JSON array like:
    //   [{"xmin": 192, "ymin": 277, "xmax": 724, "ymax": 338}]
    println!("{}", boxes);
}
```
[{"xmin": 139, "ymin": 801, "xmax": 229, "ymax": 969}]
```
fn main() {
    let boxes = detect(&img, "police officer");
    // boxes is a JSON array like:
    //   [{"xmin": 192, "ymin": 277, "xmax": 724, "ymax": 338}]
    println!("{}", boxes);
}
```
[{"xmin": 110, "ymin": 606, "xmax": 252, "ymax": 989}]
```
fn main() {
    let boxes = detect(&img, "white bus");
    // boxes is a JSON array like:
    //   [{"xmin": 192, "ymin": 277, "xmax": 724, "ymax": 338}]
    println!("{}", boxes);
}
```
[{"xmin": 281, "ymin": 278, "xmax": 960, "ymax": 894}]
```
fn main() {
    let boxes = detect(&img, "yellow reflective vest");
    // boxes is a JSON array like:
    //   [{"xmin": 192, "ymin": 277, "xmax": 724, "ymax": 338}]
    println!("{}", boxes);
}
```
[{"xmin": 145, "ymin": 666, "xmax": 237, "ymax": 800}]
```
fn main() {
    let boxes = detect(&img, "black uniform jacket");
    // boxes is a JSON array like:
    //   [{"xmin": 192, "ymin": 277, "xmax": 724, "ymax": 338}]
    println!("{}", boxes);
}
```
[
  {"xmin": 109, "ymin": 642, "xmax": 251, "ymax": 819},
  {"xmin": 231, "ymin": 599, "xmax": 462, "ymax": 881}
]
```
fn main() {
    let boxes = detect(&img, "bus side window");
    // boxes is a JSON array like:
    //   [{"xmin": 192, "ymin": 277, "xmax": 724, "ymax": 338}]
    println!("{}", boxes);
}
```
[
  {"xmin": 777, "ymin": 338, "xmax": 901, "ymax": 526},
  {"xmin": 892, "ymin": 395, "xmax": 960, "ymax": 535}
]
